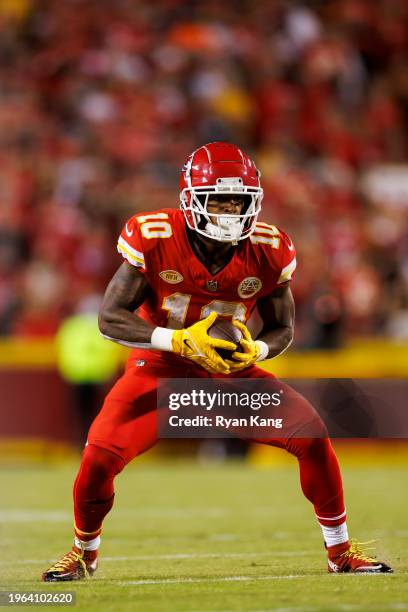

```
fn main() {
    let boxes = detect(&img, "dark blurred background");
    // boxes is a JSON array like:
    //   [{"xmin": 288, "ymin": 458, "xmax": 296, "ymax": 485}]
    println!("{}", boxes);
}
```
[
  {"xmin": 0, "ymin": 0, "xmax": 407, "ymax": 455},
  {"xmin": 1, "ymin": 0, "xmax": 407, "ymax": 347}
]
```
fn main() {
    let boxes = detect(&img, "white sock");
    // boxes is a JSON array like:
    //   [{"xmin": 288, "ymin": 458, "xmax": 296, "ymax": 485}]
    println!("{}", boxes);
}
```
[
  {"xmin": 74, "ymin": 535, "xmax": 101, "ymax": 551},
  {"xmin": 318, "ymin": 521, "xmax": 349, "ymax": 548}
]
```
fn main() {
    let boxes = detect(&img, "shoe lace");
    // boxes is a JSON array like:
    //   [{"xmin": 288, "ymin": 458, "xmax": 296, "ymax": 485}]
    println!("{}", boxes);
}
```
[
  {"xmin": 47, "ymin": 548, "xmax": 88, "ymax": 576},
  {"xmin": 340, "ymin": 540, "xmax": 378, "ymax": 563}
]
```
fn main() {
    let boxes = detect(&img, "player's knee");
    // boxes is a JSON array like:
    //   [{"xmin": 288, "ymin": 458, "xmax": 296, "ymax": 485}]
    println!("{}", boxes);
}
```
[
  {"xmin": 286, "ymin": 436, "xmax": 332, "ymax": 460},
  {"xmin": 81, "ymin": 444, "xmax": 125, "ymax": 483}
]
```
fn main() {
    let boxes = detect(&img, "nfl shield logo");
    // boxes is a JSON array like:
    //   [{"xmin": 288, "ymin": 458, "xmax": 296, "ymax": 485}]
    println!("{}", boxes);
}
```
[{"xmin": 206, "ymin": 280, "xmax": 218, "ymax": 292}]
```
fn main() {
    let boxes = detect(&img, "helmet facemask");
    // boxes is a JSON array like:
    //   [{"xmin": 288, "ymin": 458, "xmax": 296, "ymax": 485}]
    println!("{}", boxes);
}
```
[{"xmin": 180, "ymin": 177, "xmax": 263, "ymax": 244}]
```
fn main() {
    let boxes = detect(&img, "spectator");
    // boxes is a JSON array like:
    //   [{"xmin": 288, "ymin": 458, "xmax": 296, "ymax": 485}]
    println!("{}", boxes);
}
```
[{"xmin": 0, "ymin": 0, "xmax": 407, "ymax": 346}]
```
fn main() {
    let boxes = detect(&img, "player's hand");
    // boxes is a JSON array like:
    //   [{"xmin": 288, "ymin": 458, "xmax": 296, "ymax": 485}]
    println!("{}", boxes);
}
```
[
  {"xmin": 171, "ymin": 312, "xmax": 236, "ymax": 374},
  {"xmin": 224, "ymin": 320, "xmax": 261, "ymax": 372}
]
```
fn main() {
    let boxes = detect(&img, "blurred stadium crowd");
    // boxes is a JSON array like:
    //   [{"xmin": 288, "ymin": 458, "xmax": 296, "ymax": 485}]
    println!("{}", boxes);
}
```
[{"xmin": 0, "ymin": 0, "xmax": 407, "ymax": 347}]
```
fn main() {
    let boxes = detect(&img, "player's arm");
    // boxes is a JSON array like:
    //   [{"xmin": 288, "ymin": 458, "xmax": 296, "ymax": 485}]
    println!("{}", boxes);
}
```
[
  {"xmin": 228, "ymin": 227, "xmax": 296, "ymax": 369},
  {"xmin": 98, "ymin": 261, "xmax": 235, "ymax": 373},
  {"xmin": 226, "ymin": 282, "xmax": 294, "ymax": 371},
  {"xmin": 98, "ymin": 261, "xmax": 155, "ymax": 347},
  {"xmin": 255, "ymin": 281, "xmax": 295, "ymax": 359}
]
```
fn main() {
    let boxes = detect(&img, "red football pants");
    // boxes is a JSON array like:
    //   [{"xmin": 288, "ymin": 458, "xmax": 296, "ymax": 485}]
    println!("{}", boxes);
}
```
[{"xmin": 73, "ymin": 350, "xmax": 345, "ymax": 539}]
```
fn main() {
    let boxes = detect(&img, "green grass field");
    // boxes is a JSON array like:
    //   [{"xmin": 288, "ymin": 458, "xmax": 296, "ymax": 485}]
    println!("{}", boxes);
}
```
[{"xmin": 0, "ymin": 458, "xmax": 407, "ymax": 611}]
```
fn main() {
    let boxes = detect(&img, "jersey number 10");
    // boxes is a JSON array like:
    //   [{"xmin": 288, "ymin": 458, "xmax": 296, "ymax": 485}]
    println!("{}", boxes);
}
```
[
  {"xmin": 135, "ymin": 212, "xmax": 277, "ymax": 329},
  {"xmin": 162, "ymin": 294, "xmax": 247, "ymax": 329}
]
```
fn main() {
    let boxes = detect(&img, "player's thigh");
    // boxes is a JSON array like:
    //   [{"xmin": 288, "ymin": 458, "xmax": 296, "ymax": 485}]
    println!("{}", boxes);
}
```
[
  {"xmin": 87, "ymin": 353, "xmax": 203, "ymax": 463},
  {"xmin": 241, "ymin": 365, "xmax": 327, "ymax": 442},
  {"xmin": 87, "ymin": 366, "xmax": 159, "ymax": 464}
]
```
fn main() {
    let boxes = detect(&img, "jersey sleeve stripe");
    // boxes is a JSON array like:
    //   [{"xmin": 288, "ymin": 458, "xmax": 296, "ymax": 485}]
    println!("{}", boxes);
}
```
[
  {"xmin": 117, "ymin": 238, "xmax": 145, "ymax": 267},
  {"xmin": 117, "ymin": 237, "xmax": 145, "ymax": 262},
  {"xmin": 278, "ymin": 257, "xmax": 296, "ymax": 284},
  {"xmin": 117, "ymin": 245, "xmax": 145, "ymax": 267}
]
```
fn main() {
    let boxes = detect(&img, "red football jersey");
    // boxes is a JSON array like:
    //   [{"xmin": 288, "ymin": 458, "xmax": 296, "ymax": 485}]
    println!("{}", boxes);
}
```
[{"xmin": 117, "ymin": 208, "xmax": 296, "ymax": 331}]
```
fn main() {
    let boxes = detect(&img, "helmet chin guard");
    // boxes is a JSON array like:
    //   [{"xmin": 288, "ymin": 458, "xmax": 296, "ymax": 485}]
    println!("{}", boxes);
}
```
[
  {"xmin": 205, "ymin": 214, "xmax": 242, "ymax": 242},
  {"xmin": 179, "ymin": 142, "xmax": 263, "ymax": 243}
]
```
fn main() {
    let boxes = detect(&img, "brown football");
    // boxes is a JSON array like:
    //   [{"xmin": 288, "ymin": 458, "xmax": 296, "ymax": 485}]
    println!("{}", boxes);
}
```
[{"xmin": 208, "ymin": 319, "xmax": 243, "ymax": 360}]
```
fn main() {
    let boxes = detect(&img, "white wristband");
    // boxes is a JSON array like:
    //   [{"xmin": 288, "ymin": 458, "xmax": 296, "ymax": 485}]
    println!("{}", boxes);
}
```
[
  {"xmin": 255, "ymin": 340, "xmax": 269, "ymax": 362},
  {"xmin": 151, "ymin": 327, "xmax": 174, "ymax": 352}
]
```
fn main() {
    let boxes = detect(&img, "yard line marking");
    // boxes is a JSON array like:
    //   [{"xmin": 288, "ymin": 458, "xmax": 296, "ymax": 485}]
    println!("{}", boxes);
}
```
[
  {"xmin": 121, "ymin": 574, "xmax": 308, "ymax": 585},
  {"xmin": 1, "ymin": 551, "xmax": 312, "ymax": 566},
  {"xmin": 0, "ymin": 508, "xmax": 228, "ymax": 522},
  {"xmin": 103, "ymin": 551, "xmax": 311, "ymax": 561},
  {"xmin": 119, "ymin": 571, "xmax": 408, "ymax": 587},
  {"xmin": 0, "ymin": 507, "xmax": 308, "ymax": 521},
  {"xmin": 121, "ymin": 573, "xmax": 407, "ymax": 587},
  {"xmin": 209, "ymin": 534, "xmax": 239, "ymax": 541},
  {"xmin": 0, "ymin": 510, "xmax": 70, "ymax": 522}
]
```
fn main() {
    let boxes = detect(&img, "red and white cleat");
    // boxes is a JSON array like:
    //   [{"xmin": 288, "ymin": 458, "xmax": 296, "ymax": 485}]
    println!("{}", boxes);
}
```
[
  {"xmin": 327, "ymin": 540, "xmax": 393, "ymax": 573},
  {"xmin": 42, "ymin": 545, "xmax": 98, "ymax": 582}
]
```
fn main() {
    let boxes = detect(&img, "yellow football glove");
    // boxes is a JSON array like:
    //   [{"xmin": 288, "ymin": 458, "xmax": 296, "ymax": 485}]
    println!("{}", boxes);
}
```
[
  {"xmin": 171, "ymin": 312, "xmax": 237, "ymax": 374},
  {"xmin": 224, "ymin": 320, "xmax": 263, "ymax": 373}
]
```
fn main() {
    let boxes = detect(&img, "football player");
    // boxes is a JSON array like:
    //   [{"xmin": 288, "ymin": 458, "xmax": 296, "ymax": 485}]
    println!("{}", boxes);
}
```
[{"xmin": 42, "ymin": 142, "xmax": 392, "ymax": 581}]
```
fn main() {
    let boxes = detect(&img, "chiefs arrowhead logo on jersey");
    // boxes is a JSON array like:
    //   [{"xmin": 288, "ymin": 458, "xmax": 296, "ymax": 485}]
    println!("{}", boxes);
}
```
[
  {"xmin": 237, "ymin": 277, "xmax": 262, "ymax": 298},
  {"xmin": 159, "ymin": 270, "xmax": 184, "ymax": 284}
]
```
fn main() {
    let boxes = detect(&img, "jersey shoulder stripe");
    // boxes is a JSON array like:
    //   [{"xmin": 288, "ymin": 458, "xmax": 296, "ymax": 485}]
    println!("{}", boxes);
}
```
[{"xmin": 278, "ymin": 256, "xmax": 297, "ymax": 284}]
